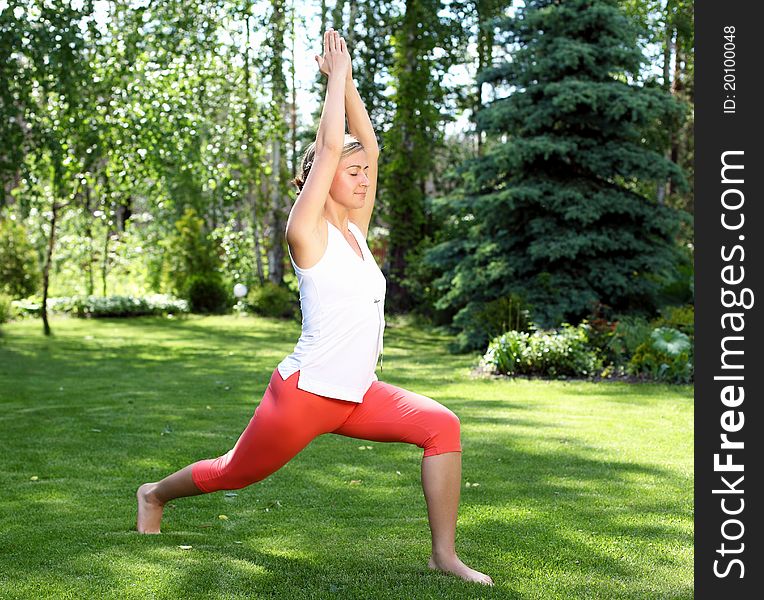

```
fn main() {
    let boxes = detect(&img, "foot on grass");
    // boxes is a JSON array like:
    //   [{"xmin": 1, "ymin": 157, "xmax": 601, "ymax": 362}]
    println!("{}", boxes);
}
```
[
  {"xmin": 428, "ymin": 552, "xmax": 494, "ymax": 586},
  {"xmin": 136, "ymin": 483, "xmax": 164, "ymax": 534}
]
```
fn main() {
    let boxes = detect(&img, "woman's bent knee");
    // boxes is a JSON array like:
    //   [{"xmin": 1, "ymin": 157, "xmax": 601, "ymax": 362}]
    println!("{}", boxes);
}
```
[{"xmin": 423, "ymin": 407, "xmax": 462, "ymax": 457}]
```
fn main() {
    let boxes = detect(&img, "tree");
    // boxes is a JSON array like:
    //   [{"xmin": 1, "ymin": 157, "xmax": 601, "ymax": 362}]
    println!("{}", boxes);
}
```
[
  {"xmin": 382, "ymin": 0, "xmax": 468, "ymax": 311},
  {"xmin": 428, "ymin": 0, "xmax": 688, "ymax": 349}
]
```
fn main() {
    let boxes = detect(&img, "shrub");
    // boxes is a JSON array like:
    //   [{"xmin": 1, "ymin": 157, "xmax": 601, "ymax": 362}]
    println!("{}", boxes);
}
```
[
  {"xmin": 0, "ymin": 217, "xmax": 40, "ymax": 298},
  {"xmin": 604, "ymin": 315, "xmax": 654, "ymax": 367},
  {"xmin": 248, "ymin": 282, "xmax": 298, "ymax": 319},
  {"xmin": 654, "ymin": 304, "xmax": 694, "ymax": 338},
  {"xmin": 628, "ymin": 327, "xmax": 693, "ymax": 383},
  {"xmin": 482, "ymin": 322, "xmax": 601, "ymax": 378},
  {"xmin": 164, "ymin": 207, "xmax": 223, "ymax": 296},
  {"xmin": 0, "ymin": 293, "xmax": 13, "ymax": 324},
  {"xmin": 186, "ymin": 274, "xmax": 230, "ymax": 314},
  {"xmin": 451, "ymin": 294, "xmax": 533, "ymax": 353},
  {"xmin": 11, "ymin": 295, "xmax": 189, "ymax": 318}
]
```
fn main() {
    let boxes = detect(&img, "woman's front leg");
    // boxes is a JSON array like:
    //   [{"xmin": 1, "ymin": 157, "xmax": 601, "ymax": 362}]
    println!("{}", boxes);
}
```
[{"xmin": 421, "ymin": 451, "xmax": 494, "ymax": 586}]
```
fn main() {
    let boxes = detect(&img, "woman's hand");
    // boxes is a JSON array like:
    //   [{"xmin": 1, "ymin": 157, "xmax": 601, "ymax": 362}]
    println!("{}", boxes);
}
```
[{"xmin": 314, "ymin": 28, "xmax": 351, "ymax": 80}]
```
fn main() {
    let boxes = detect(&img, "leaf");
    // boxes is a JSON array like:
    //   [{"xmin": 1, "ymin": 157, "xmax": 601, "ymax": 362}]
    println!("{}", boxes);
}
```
[
  {"xmin": 218, "ymin": 514, "xmax": 229, "ymax": 520},
  {"xmin": 178, "ymin": 545, "xmax": 193, "ymax": 550},
  {"xmin": 651, "ymin": 327, "xmax": 690, "ymax": 357},
  {"xmin": 30, "ymin": 476, "xmax": 39, "ymax": 481},
  {"xmin": 349, "ymin": 480, "xmax": 362, "ymax": 485}
]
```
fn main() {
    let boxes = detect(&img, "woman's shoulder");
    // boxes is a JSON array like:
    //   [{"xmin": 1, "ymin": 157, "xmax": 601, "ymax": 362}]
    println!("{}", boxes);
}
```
[{"xmin": 288, "ymin": 217, "xmax": 331, "ymax": 271}]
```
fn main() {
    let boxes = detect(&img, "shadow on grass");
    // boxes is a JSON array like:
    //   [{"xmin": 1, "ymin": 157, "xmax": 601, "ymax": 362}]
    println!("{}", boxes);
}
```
[
  {"xmin": 0, "ymin": 317, "xmax": 692, "ymax": 599},
  {"xmin": 3, "ymin": 432, "xmax": 691, "ymax": 598}
]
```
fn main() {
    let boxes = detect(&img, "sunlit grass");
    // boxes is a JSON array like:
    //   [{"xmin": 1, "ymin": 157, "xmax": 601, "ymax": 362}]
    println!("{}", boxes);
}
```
[{"xmin": 0, "ymin": 315, "xmax": 693, "ymax": 599}]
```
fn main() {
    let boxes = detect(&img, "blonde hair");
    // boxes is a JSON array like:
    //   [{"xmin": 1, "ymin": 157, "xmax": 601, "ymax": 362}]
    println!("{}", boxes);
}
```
[{"xmin": 292, "ymin": 134, "xmax": 364, "ymax": 192}]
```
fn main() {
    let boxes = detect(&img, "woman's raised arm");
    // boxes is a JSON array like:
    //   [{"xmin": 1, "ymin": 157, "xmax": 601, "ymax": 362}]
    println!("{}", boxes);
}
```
[{"xmin": 285, "ymin": 30, "xmax": 350, "ymax": 254}]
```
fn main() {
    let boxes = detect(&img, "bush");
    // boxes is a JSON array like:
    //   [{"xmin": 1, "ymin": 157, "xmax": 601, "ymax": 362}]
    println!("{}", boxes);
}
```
[
  {"xmin": 0, "ymin": 293, "xmax": 13, "ymax": 324},
  {"xmin": 628, "ymin": 327, "xmax": 693, "ymax": 383},
  {"xmin": 12, "ymin": 295, "xmax": 189, "ymax": 318},
  {"xmin": 0, "ymin": 217, "xmax": 40, "ymax": 299},
  {"xmin": 654, "ymin": 304, "xmax": 694, "ymax": 338},
  {"xmin": 248, "ymin": 282, "xmax": 298, "ymax": 319},
  {"xmin": 186, "ymin": 275, "xmax": 230, "ymax": 314},
  {"xmin": 164, "ymin": 207, "xmax": 223, "ymax": 296},
  {"xmin": 451, "ymin": 294, "xmax": 533, "ymax": 353},
  {"xmin": 604, "ymin": 316, "xmax": 654, "ymax": 367},
  {"xmin": 482, "ymin": 322, "xmax": 602, "ymax": 378}
]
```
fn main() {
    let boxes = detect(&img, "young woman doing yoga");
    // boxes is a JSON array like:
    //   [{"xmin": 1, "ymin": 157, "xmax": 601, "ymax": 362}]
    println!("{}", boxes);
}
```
[{"xmin": 136, "ymin": 28, "xmax": 493, "ymax": 586}]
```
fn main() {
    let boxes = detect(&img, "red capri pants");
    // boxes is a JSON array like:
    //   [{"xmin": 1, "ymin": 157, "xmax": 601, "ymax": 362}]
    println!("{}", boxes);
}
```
[{"xmin": 191, "ymin": 369, "xmax": 462, "ymax": 492}]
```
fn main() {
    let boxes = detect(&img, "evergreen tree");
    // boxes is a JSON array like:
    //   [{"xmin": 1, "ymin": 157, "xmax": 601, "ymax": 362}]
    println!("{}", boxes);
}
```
[{"xmin": 427, "ymin": 0, "xmax": 688, "ymax": 349}]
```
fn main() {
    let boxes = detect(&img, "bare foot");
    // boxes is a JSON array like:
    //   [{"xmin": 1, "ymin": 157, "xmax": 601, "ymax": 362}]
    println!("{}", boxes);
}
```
[
  {"xmin": 136, "ymin": 483, "xmax": 164, "ymax": 534},
  {"xmin": 428, "ymin": 552, "xmax": 494, "ymax": 586}
]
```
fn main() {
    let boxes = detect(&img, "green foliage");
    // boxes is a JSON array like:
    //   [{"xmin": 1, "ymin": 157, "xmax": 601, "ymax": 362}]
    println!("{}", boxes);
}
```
[
  {"xmin": 0, "ymin": 217, "xmax": 40, "ymax": 299},
  {"xmin": 482, "ymin": 322, "xmax": 602, "ymax": 378},
  {"xmin": 0, "ymin": 293, "xmax": 12, "ymax": 324},
  {"xmin": 247, "ymin": 282, "xmax": 298, "ymax": 320},
  {"xmin": 589, "ymin": 314, "xmax": 653, "ymax": 368},
  {"xmin": 654, "ymin": 304, "xmax": 694, "ymax": 337},
  {"xmin": 381, "ymin": 0, "xmax": 468, "ymax": 310},
  {"xmin": 165, "ymin": 207, "xmax": 223, "ymax": 297},
  {"xmin": 186, "ymin": 274, "xmax": 230, "ymax": 315},
  {"xmin": 211, "ymin": 221, "xmax": 257, "ymax": 289},
  {"xmin": 451, "ymin": 294, "xmax": 533, "ymax": 353},
  {"xmin": 629, "ymin": 327, "xmax": 693, "ymax": 383},
  {"xmin": 12, "ymin": 294, "xmax": 189, "ymax": 318},
  {"xmin": 654, "ymin": 248, "xmax": 694, "ymax": 306},
  {"xmin": 427, "ymin": 0, "xmax": 690, "ymax": 335}
]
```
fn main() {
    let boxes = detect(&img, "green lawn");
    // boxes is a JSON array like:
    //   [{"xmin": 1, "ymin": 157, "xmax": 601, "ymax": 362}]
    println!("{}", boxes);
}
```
[{"xmin": 0, "ymin": 315, "xmax": 693, "ymax": 599}]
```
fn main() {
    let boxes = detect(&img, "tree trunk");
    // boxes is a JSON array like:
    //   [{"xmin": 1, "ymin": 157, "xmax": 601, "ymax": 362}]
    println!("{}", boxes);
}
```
[
  {"xmin": 347, "ymin": 4, "xmax": 358, "ymax": 48},
  {"xmin": 102, "ymin": 224, "xmax": 110, "ymax": 297},
  {"xmin": 116, "ymin": 196, "xmax": 132, "ymax": 231},
  {"xmin": 250, "ymin": 184, "xmax": 266, "ymax": 285},
  {"xmin": 84, "ymin": 184, "xmax": 94, "ymax": 296},
  {"xmin": 243, "ymin": 5, "xmax": 266, "ymax": 284},
  {"xmin": 41, "ymin": 200, "xmax": 59, "ymax": 337},
  {"xmin": 290, "ymin": 3, "xmax": 298, "ymax": 180},
  {"xmin": 268, "ymin": 136, "xmax": 286, "ymax": 285},
  {"xmin": 267, "ymin": 0, "xmax": 289, "ymax": 286}
]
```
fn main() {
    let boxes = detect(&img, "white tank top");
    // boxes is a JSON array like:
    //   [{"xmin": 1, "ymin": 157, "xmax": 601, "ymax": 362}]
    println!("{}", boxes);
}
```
[{"xmin": 277, "ymin": 220, "xmax": 386, "ymax": 403}]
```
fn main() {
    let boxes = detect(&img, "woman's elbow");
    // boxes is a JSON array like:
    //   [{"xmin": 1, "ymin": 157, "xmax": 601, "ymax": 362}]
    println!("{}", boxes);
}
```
[{"xmin": 315, "ymin": 138, "xmax": 344, "ymax": 156}]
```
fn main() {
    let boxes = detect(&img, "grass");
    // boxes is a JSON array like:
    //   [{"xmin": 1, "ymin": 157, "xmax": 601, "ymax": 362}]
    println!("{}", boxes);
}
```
[{"xmin": 0, "ymin": 315, "xmax": 693, "ymax": 599}]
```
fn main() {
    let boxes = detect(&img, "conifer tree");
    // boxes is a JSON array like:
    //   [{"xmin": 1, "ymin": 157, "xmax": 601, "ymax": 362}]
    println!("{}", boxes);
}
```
[{"xmin": 428, "ymin": 0, "xmax": 688, "ymax": 348}]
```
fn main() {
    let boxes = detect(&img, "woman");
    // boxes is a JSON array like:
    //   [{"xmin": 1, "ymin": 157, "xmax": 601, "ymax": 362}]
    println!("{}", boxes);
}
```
[{"xmin": 136, "ymin": 28, "xmax": 493, "ymax": 587}]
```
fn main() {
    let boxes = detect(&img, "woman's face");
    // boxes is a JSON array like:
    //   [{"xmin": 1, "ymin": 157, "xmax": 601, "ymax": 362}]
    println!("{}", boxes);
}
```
[{"xmin": 329, "ymin": 149, "xmax": 370, "ymax": 209}]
